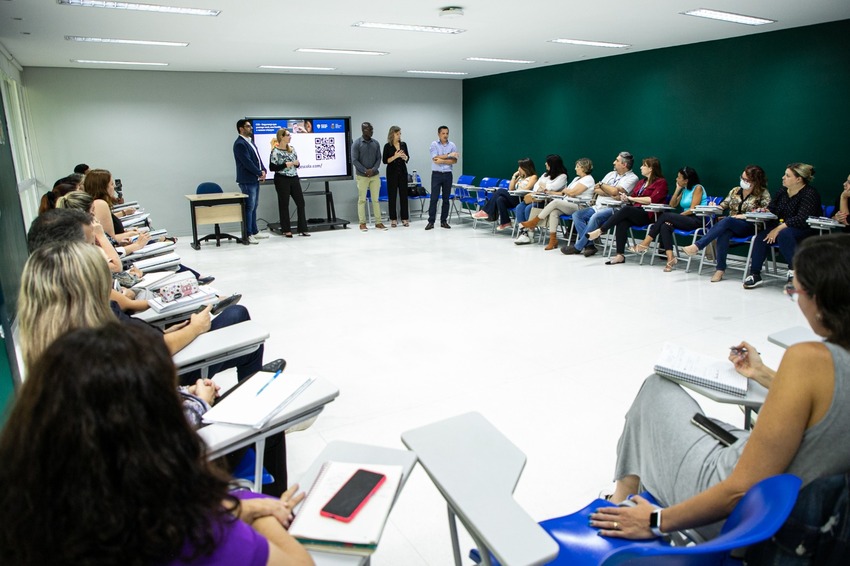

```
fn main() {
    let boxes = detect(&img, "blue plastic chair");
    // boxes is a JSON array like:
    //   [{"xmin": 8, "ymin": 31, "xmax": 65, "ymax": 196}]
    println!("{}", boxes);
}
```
[
  {"xmin": 196, "ymin": 181, "xmax": 239, "ymax": 246},
  {"xmin": 448, "ymin": 174, "xmax": 476, "ymax": 220},
  {"xmin": 648, "ymin": 195, "xmax": 721, "ymax": 272},
  {"xmin": 471, "ymin": 474, "xmax": 801, "ymax": 566},
  {"xmin": 233, "ymin": 448, "xmax": 275, "ymax": 489}
]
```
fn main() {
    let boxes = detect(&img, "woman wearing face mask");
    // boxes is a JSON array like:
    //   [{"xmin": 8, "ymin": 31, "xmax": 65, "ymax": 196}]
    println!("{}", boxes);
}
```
[
  {"xmin": 740, "ymin": 163, "xmax": 821, "ymax": 289},
  {"xmin": 683, "ymin": 166, "xmax": 772, "ymax": 282}
]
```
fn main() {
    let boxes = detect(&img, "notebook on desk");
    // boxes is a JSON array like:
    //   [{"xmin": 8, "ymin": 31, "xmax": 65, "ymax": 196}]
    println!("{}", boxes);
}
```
[
  {"xmin": 289, "ymin": 461, "xmax": 403, "ymax": 556},
  {"xmin": 655, "ymin": 342, "xmax": 748, "ymax": 397},
  {"xmin": 202, "ymin": 370, "xmax": 314, "ymax": 429}
]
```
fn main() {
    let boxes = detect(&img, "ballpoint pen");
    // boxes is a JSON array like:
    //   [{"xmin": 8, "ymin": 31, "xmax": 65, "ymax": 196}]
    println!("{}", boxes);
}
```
[{"xmin": 256, "ymin": 369, "xmax": 283, "ymax": 396}]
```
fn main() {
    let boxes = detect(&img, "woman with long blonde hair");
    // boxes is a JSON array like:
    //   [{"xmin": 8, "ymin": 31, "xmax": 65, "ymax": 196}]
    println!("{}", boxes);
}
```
[
  {"xmin": 269, "ymin": 128, "xmax": 309, "ymax": 237},
  {"xmin": 18, "ymin": 240, "xmax": 114, "ymax": 370}
]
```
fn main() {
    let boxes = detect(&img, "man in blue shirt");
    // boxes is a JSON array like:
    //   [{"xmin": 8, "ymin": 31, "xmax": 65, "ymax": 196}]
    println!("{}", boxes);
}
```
[
  {"xmin": 426, "ymin": 125, "xmax": 459, "ymax": 230},
  {"xmin": 351, "ymin": 122, "xmax": 386, "ymax": 231},
  {"xmin": 232, "ymin": 119, "xmax": 267, "ymax": 244}
]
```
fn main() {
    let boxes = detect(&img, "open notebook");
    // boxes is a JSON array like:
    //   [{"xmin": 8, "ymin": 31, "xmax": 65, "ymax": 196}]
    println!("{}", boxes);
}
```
[
  {"xmin": 289, "ymin": 461, "xmax": 403, "ymax": 556},
  {"xmin": 655, "ymin": 342, "xmax": 748, "ymax": 397},
  {"xmin": 202, "ymin": 371, "xmax": 314, "ymax": 429}
]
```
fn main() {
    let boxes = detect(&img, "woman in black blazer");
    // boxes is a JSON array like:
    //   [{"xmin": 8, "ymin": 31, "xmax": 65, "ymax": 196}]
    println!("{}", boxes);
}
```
[{"xmin": 382, "ymin": 125, "xmax": 410, "ymax": 227}]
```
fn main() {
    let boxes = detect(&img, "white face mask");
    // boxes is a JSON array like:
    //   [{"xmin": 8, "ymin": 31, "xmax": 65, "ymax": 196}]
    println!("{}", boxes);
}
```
[{"xmin": 739, "ymin": 179, "xmax": 752, "ymax": 190}]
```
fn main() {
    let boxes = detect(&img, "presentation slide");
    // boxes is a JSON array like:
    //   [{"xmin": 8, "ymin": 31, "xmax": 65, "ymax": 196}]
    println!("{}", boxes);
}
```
[{"xmin": 250, "ymin": 118, "xmax": 352, "ymax": 181}]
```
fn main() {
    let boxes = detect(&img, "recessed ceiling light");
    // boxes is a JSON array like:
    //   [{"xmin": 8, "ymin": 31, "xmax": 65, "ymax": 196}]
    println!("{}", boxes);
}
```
[
  {"xmin": 352, "ymin": 21, "xmax": 465, "ymax": 34},
  {"xmin": 465, "ymin": 57, "xmax": 534, "ymax": 64},
  {"xmin": 71, "ymin": 59, "xmax": 168, "ymax": 66},
  {"xmin": 58, "ymin": 0, "xmax": 220, "ymax": 17},
  {"xmin": 406, "ymin": 70, "xmax": 468, "ymax": 76},
  {"xmin": 295, "ymin": 48, "xmax": 387, "ymax": 56},
  {"xmin": 439, "ymin": 6, "xmax": 464, "ymax": 18},
  {"xmin": 65, "ymin": 36, "xmax": 188, "ymax": 47},
  {"xmin": 682, "ymin": 9, "xmax": 775, "ymax": 26},
  {"xmin": 550, "ymin": 38, "xmax": 630, "ymax": 48},
  {"xmin": 259, "ymin": 65, "xmax": 336, "ymax": 71}
]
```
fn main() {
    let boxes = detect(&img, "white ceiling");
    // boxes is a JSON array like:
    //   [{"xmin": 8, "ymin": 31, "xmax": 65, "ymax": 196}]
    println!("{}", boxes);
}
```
[{"xmin": 1, "ymin": 0, "xmax": 849, "ymax": 80}]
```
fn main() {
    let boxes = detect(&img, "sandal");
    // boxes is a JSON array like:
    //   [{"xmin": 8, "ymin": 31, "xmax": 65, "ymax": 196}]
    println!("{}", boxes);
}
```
[
  {"xmin": 664, "ymin": 257, "xmax": 678, "ymax": 272},
  {"xmin": 628, "ymin": 243, "xmax": 649, "ymax": 254},
  {"xmin": 164, "ymin": 236, "xmax": 178, "ymax": 244},
  {"xmin": 402, "ymin": 220, "xmax": 410, "ymax": 227},
  {"xmin": 391, "ymin": 220, "xmax": 398, "ymax": 228}
]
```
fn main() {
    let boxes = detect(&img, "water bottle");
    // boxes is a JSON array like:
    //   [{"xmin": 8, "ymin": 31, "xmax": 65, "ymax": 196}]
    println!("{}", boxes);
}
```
[{"xmin": 412, "ymin": 170, "xmax": 420, "ymax": 186}]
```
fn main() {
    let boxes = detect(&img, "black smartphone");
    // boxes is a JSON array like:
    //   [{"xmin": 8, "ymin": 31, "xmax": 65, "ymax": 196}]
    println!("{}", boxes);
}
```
[
  {"xmin": 320, "ymin": 469, "xmax": 386, "ymax": 523},
  {"xmin": 692, "ymin": 413, "xmax": 738, "ymax": 447}
]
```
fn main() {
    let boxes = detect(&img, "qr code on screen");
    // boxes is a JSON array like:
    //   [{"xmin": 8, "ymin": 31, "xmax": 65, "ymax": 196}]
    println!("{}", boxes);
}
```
[{"xmin": 314, "ymin": 137, "xmax": 336, "ymax": 161}]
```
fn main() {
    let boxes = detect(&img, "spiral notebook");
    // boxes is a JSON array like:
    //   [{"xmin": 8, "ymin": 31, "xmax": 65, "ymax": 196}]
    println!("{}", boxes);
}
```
[
  {"xmin": 654, "ymin": 342, "xmax": 748, "ymax": 397},
  {"xmin": 289, "ymin": 461, "xmax": 403, "ymax": 556}
]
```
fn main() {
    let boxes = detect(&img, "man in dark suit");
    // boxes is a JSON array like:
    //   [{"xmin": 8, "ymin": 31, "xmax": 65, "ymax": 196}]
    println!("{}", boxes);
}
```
[{"xmin": 233, "ymin": 119, "xmax": 267, "ymax": 244}]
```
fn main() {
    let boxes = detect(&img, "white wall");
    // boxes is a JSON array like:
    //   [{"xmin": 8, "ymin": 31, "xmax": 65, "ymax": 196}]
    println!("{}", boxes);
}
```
[{"xmin": 22, "ymin": 68, "xmax": 462, "ymax": 235}]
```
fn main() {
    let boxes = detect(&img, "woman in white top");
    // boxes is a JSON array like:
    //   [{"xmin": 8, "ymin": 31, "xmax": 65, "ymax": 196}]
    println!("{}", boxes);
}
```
[
  {"xmin": 519, "ymin": 158, "xmax": 595, "ymax": 250},
  {"xmin": 473, "ymin": 158, "xmax": 538, "ymax": 231},
  {"xmin": 514, "ymin": 154, "xmax": 569, "ymax": 230}
]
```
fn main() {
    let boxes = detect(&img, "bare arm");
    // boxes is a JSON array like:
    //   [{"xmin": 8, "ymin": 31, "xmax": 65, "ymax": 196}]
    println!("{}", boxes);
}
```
[
  {"xmin": 110, "ymin": 288, "xmax": 149, "ymax": 312},
  {"xmin": 92, "ymin": 199, "xmax": 117, "ymax": 237},
  {"xmin": 591, "ymin": 342, "xmax": 832, "ymax": 538},
  {"xmin": 564, "ymin": 179, "xmax": 591, "ymax": 197},
  {"xmin": 256, "ymin": 518, "xmax": 314, "ymax": 566},
  {"xmin": 162, "ymin": 306, "xmax": 212, "ymax": 354}
]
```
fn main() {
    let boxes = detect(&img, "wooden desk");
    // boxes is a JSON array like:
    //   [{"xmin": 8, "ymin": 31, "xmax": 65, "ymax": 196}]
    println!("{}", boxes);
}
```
[{"xmin": 186, "ymin": 192, "xmax": 248, "ymax": 249}]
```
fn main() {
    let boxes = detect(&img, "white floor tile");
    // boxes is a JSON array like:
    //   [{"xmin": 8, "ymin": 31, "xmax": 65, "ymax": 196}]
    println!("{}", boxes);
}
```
[{"xmin": 175, "ymin": 218, "xmax": 802, "ymax": 564}]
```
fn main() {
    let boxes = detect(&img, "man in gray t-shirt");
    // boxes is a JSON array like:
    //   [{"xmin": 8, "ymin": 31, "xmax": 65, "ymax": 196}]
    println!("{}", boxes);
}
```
[{"xmin": 351, "ymin": 122, "xmax": 386, "ymax": 231}]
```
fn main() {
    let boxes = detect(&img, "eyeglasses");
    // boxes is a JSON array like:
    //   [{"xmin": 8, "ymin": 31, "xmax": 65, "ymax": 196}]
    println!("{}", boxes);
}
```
[{"xmin": 784, "ymin": 281, "xmax": 806, "ymax": 302}]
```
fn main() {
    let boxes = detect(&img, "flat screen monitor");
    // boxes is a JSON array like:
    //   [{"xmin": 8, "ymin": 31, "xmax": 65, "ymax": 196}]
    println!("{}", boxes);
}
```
[{"xmin": 248, "ymin": 117, "xmax": 353, "ymax": 182}]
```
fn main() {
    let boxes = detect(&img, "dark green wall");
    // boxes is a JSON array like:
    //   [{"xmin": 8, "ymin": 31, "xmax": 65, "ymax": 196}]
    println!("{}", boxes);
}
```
[{"xmin": 463, "ymin": 20, "xmax": 850, "ymax": 204}]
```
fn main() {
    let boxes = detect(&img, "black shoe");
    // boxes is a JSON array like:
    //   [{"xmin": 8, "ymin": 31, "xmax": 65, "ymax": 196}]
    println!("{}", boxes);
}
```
[
  {"xmin": 560, "ymin": 244, "xmax": 579, "ymax": 255},
  {"xmin": 261, "ymin": 358, "xmax": 286, "ymax": 373},
  {"xmin": 197, "ymin": 276, "xmax": 216, "ymax": 285},
  {"xmin": 425, "ymin": 223, "xmax": 435, "ymax": 230},
  {"xmin": 440, "ymin": 222, "xmax": 451, "ymax": 229},
  {"xmin": 211, "ymin": 293, "xmax": 242, "ymax": 316},
  {"xmin": 582, "ymin": 246, "xmax": 598, "ymax": 257},
  {"xmin": 743, "ymin": 273, "xmax": 763, "ymax": 289}
]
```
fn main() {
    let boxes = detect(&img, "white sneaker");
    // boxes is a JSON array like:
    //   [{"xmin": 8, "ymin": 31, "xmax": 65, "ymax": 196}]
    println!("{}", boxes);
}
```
[
  {"xmin": 254, "ymin": 231, "xmax": 270, "ymax": 239},
  {"xmin": 247, "ymin": 235, "xmax": 259, "ymax": 244},
  {"xmin": 514, "ymin": 230, "xmax": 531, "ymax": 245}
]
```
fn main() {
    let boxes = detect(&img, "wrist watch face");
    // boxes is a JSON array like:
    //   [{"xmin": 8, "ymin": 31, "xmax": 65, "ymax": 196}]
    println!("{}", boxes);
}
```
[{"xmin": 649, "ymin": 509, "xmax": 662, "ymax": 535}]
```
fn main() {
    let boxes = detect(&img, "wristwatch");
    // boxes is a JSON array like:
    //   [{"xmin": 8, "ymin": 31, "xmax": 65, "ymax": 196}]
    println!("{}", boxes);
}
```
[{"xmin": 649, "ymin": 508, "xmax": 664, "ymax": 537}]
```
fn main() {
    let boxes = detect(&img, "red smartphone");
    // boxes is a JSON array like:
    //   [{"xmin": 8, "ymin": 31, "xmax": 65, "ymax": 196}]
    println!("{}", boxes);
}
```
[{"xmin": 320, "ymin": 469, "xmax": 386, "ymax": 522}]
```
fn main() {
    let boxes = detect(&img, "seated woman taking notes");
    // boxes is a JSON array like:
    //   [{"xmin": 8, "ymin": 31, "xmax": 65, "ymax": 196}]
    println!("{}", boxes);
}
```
[
  {"xmin": 0, "ymin": 323, "xmax": 313, "ymax": 566},
  {"xmin": 588, "ymin": 234, "xmax": 850, "ymax": 554}
]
